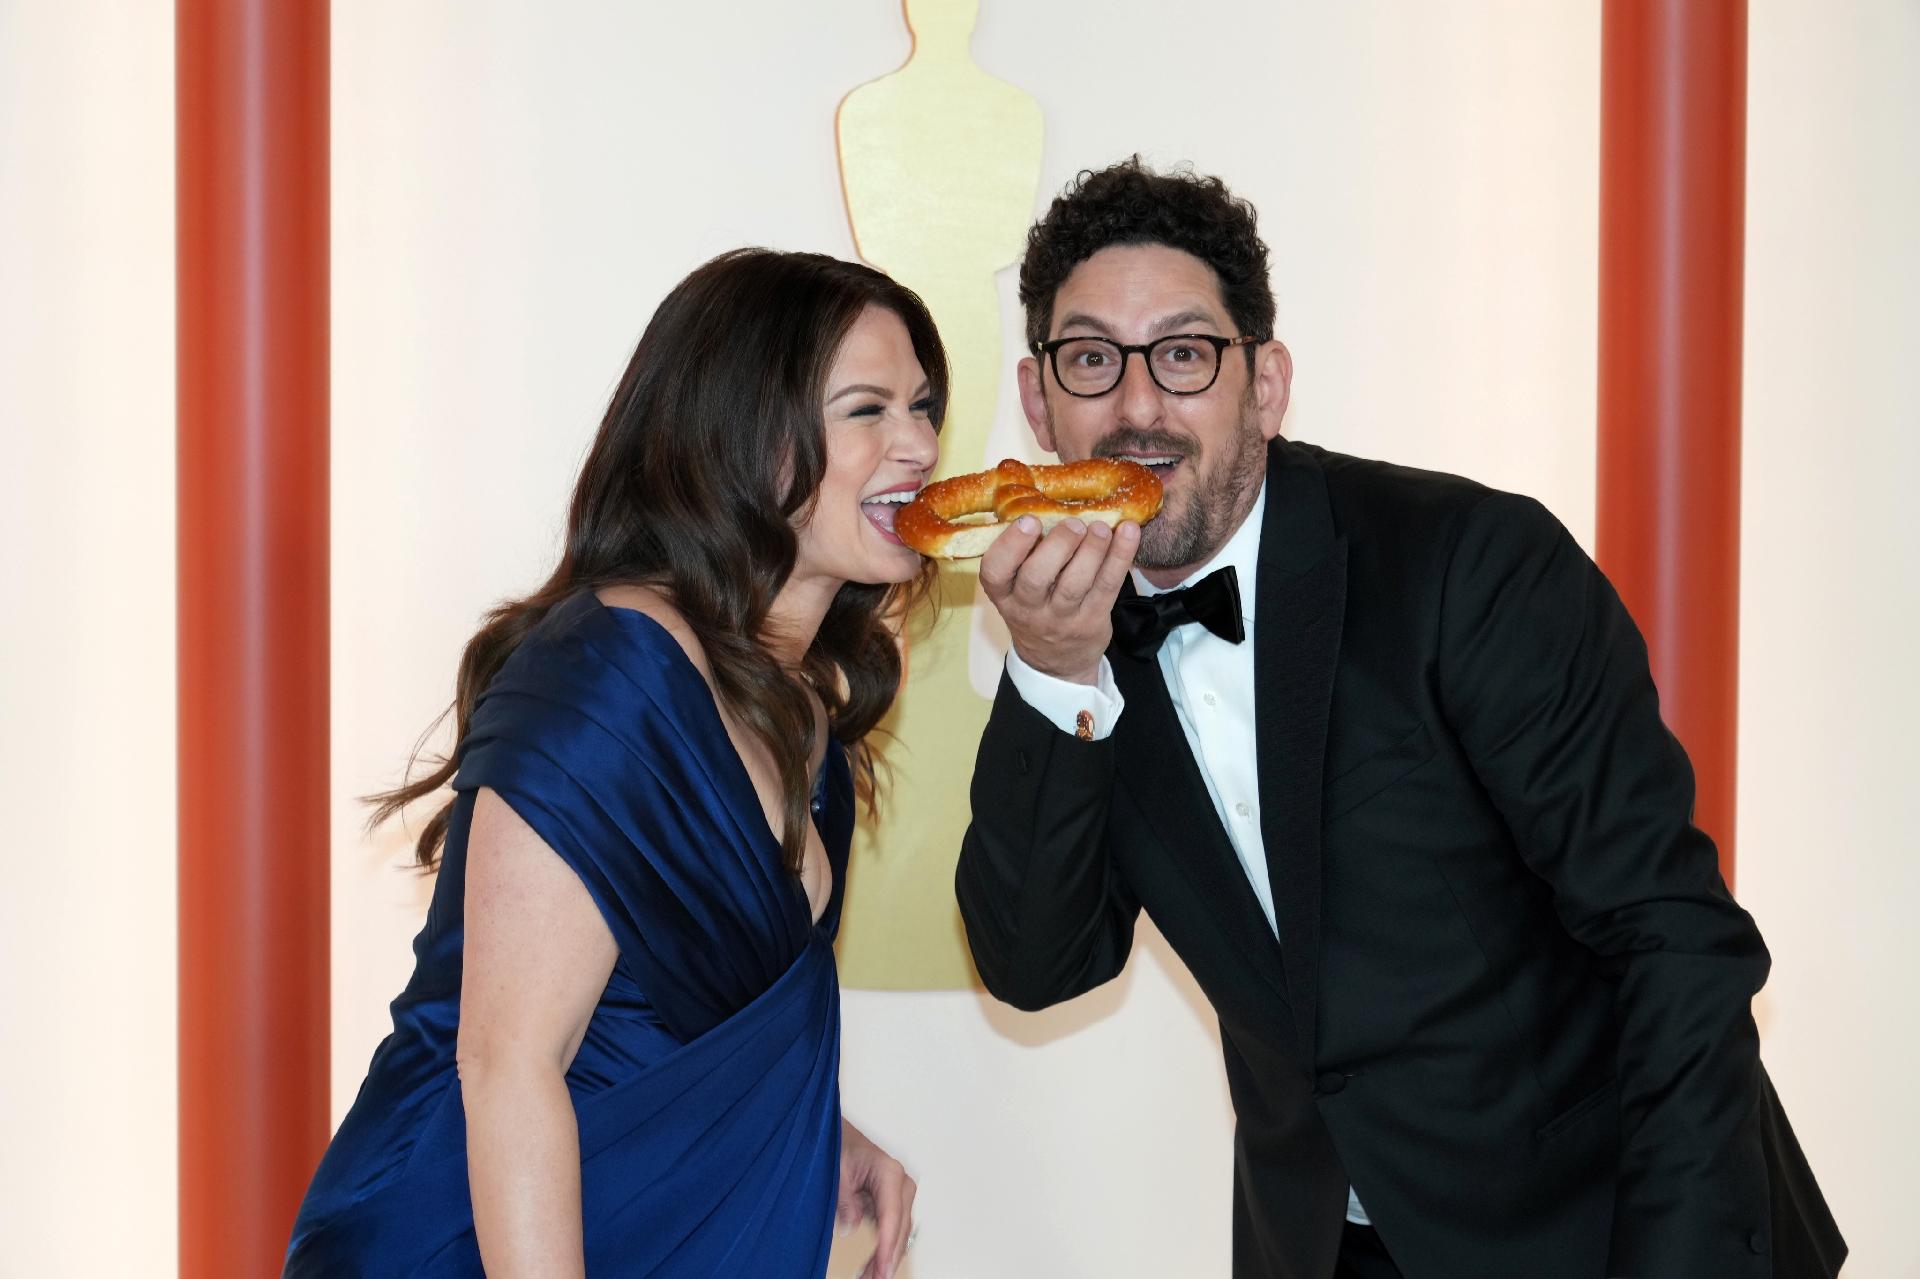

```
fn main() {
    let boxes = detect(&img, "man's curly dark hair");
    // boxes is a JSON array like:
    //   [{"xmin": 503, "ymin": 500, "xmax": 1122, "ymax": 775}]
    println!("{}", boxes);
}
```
[{"xmin": 1018, "ymin": 157, "xmax": 1275, "ymax": 359}]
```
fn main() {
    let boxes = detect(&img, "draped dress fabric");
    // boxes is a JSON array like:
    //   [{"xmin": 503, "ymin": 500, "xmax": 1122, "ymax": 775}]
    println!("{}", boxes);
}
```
[{"xmin": 286, "ymin": 593, "xmax": 852, "ymax": 1277}]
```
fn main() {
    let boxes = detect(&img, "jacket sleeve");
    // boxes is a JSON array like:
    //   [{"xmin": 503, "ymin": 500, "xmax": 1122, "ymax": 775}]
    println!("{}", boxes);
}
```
[
  {"xmin": 954, "ymin": 671, "xmax": 1141, "ymax": 1012},
  {"xmin": 1437, "ymin": 491, "xmax": 1773, "ymax": 1278}
]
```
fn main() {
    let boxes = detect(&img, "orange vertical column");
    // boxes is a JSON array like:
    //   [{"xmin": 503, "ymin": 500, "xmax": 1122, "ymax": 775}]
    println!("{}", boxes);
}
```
[
  {"xmin": 1598, "ymin": 0, "xmax": 1747, "ymax": 889},
  {"xmin": 177, "ymin": 1, "xmax": 330, "ymax": 1273}
]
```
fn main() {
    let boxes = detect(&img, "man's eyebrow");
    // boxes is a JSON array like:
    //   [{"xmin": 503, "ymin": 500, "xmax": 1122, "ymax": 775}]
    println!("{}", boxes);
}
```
[
  {"xmin": 1148, "ymin": 309, "xmax": 1223, "ymax": 336},
  {"xmin": 827, "ymin": 383, "xmax": 892, "ymax": 403},
  {"xmin": 1054, "ymin": 309, "xmax": 1228, "ymax": 340},
  {"xmin": 1055, "ymin": 312, "xmax": 1115, "ymax": 337}
]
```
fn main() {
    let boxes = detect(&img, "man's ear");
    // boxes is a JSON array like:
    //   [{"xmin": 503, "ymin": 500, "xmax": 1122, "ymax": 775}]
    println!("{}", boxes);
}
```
[
  {"xmin": 1016, "ymin": 356, "xmax": 1057, "ymax": 454},
  {"xmin": 1252, "ymin": 339, "xmax": 1293, "ymax": 442}
]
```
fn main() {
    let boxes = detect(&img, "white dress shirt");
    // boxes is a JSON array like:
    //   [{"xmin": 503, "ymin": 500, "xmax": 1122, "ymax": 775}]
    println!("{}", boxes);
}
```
[{"xmin": 1004, "ymin": 478, "xmax": 1374, "ymax": 1226}]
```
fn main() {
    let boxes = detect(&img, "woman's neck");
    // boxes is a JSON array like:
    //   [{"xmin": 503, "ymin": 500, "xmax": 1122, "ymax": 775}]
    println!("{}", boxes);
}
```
[{"xmin": 764, "ymin": 573, "xmax": 840, "ymax": 667}]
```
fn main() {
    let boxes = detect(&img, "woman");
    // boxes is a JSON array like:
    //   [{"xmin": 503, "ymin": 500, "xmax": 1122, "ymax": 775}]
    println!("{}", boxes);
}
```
[{"xmin": 286, "ymin": 249, "xmax": 943, "ymax": 1278}]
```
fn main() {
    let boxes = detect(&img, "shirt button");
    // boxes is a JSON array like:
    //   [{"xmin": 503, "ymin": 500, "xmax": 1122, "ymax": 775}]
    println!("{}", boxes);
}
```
[
  {"xmin": 1202, "ymin": 691, "xmax": 1218, "ymax": 707},
  {"xmin": 1747, "ymin": 1231, "xmax": 1766, "ymax": 1255},
  {"xmin": 1315, "ymin": 1071, "xmax": 1348, "ymax": 1096},
  {"xmin": 1235, "ymin": 801, "xmax": 1251, "ymax": 819}
]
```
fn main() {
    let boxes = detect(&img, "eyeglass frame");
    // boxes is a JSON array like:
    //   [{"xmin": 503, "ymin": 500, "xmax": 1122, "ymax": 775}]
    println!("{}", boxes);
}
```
[{"xmin": 1032, "ymin": 333, "xmax": 1260, "ymax": 398}]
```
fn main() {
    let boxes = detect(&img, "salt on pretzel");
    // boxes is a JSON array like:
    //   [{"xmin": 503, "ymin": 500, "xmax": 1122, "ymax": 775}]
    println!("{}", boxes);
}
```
[{"xmin": 894, "ymin": 457, "xmax": 1163, "ymax": 560}]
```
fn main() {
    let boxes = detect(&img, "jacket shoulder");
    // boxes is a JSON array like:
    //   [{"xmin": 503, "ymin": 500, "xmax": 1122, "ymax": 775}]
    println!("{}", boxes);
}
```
[{"xmin": 1290, "ymin": 439, "xmax": 1569, "ymax": 541}]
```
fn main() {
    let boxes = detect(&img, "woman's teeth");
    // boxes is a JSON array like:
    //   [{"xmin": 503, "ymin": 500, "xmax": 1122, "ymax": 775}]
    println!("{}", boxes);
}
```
[{"xmin": 861, "ymin": 490, "xmax": 917, "ymax": 537}]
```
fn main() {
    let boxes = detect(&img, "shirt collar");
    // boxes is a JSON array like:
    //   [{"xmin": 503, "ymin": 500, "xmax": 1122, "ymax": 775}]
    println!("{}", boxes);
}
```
[{"xmin": 1131, "ymin": 475, "xmax": 1266, "ymax": 626}]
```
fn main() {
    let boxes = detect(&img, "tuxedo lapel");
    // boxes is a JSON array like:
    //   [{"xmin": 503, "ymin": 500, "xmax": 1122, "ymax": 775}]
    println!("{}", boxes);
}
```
[
  {"xmin": 1108, "ymin": 637, "xmax": 1292, "ymax": 1012},
  {"xmin": 1253, "ymin": 439, "xmax": 1347, "ymax": 1072}
]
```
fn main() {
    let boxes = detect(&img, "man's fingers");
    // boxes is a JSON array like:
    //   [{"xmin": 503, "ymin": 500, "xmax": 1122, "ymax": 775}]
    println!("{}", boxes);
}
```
[
  {"xmin": 978, "ymin": 517, "xmax": 1041, "ymax": 602},
  {"xmin": 1009, "ymin": 521, "xmax": 1088, "ymax": 608},
  {"xmin": 1090, "ymin": 521, "xmax": 1142, "ymax": 600},
  {"xmin": 1051, "ymin": 519, "xmax": 1118, "ymax": 607}
]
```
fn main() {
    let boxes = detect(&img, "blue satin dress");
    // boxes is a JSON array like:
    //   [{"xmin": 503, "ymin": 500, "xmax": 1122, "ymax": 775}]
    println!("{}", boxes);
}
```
[{"xmin": 286, "ymin": 593, "xmax": 849, "ymax": 1277}]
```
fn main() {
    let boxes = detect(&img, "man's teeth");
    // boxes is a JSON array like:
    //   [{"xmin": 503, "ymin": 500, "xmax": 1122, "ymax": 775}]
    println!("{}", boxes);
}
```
[{"xmin": 1123, "ymin": 455, "xmax": 1182, "ymax": 470}]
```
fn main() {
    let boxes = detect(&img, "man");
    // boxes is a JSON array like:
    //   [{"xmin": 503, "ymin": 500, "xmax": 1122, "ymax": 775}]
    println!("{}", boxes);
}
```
[{"xmin": 954, "ymin": 159, "xmax": 1844, "ymax": 1279}]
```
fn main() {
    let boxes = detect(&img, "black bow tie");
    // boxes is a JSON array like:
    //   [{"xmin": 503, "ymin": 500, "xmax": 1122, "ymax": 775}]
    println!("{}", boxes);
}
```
[{"xmin": 1111, "ymin": 567, "xmax": 1246, "ymax": 659}]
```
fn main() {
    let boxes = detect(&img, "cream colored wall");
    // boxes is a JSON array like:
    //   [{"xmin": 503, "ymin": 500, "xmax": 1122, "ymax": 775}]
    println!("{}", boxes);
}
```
[
  {"xmin": 4, "ymin": 2, "xmax": 1911, "ymax": 1275},
  {"xmin": 0, "ymin": 1, "xmax": 178, "ymax": 1272},
  {"xmin": 1739, "ymin": 5, "xmax": 1920, "ymax": 1276}
]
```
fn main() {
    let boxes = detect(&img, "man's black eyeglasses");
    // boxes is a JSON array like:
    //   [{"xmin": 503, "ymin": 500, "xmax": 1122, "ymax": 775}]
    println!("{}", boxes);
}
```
[{"xmin": 1033, "ymin": 333, "xmax": 1258, "ymax": 398}]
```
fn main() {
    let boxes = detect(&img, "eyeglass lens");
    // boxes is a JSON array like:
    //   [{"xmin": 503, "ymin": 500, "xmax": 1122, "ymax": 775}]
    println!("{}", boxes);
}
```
[{"xmin": 1052, "ymin": 336, "xmax": 1221, "ymax": 396}]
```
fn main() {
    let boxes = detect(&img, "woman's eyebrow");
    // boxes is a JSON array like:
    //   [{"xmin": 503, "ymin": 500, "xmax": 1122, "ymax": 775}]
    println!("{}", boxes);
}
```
[{"xmin": 827, "ymin": 383, "xmax": 892, "ymax": 403}]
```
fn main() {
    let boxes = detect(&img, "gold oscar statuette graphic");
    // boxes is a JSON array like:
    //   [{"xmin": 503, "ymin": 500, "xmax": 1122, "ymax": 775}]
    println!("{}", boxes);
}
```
[{"xmin": 835, "ymin": 0, "xmax": 1043, "ymax": 988}]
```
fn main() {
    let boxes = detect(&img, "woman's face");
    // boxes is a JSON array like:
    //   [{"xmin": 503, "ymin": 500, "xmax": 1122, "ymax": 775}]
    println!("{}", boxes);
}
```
[{"xmin": 792, "ymin": 304, "xmax": 939, "ymax": 590}]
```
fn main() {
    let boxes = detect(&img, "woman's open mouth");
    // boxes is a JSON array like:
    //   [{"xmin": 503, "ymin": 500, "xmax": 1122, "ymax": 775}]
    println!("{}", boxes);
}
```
[{"xmin": 860, "ymin": 487, "xmax": 918, "ymax": 544}]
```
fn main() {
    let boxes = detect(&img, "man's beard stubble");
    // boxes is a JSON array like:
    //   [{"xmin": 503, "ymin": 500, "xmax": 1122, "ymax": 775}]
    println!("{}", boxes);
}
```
[{"xmin": 1083, "ymin": 393, "xmax": 1266, "ymax": 572}]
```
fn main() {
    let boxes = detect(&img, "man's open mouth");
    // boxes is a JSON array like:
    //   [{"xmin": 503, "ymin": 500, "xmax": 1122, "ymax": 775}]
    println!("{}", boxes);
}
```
[{"xmin": 1114, "ymin": 452, "xmax": 1185, "ymax": 480}]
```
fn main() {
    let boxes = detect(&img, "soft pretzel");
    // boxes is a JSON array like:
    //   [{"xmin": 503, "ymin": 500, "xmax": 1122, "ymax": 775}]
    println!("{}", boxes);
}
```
[{"xmin": 895, "ymin": 458, "xmax": 1163, "ymax": 560}]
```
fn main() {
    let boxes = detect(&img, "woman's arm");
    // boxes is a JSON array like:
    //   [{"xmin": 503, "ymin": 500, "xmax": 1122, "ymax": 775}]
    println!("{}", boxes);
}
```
[{"xmin": 457, "ymin": 786, "xmax": 619, "ymax": 1279}]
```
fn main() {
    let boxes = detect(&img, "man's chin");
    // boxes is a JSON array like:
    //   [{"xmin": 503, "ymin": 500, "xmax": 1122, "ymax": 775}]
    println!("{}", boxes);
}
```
[{"xmin": 1135, "ymin": 505, "xmax": 1202, "ymax": 571}]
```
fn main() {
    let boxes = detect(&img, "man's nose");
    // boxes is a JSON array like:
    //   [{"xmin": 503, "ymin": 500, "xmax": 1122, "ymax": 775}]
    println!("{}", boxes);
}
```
[{"xmin": 1115, "ymin": 351, "xmax": 1164, "ymax": 426}]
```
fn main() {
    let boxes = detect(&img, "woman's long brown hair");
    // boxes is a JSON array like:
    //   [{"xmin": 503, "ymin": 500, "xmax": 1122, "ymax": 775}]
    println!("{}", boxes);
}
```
[{"xmin": 370, "ymin": 249, "xmax": 947, "ymax": 874}]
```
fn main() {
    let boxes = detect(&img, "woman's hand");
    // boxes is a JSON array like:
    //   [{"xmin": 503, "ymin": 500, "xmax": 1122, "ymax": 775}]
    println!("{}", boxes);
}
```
[{"xmin": 837, "ymin": 1118, "xmax": 917, "ymax": 1279}]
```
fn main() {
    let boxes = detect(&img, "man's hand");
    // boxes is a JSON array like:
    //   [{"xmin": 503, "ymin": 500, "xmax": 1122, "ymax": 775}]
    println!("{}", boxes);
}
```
[
  {"xmin": 978, "ymin": 516, "xmax": 1140, "ymax": 684},
  {"xmin": 838, "ymin": 1118, "xmax": 916, "ymax": 1279}
]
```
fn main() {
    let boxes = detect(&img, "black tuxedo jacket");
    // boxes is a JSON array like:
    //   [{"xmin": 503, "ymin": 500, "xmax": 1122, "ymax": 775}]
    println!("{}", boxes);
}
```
[{"xmin": 956, "ymin": 439, "xmax": 1844, "ymax": 1279}]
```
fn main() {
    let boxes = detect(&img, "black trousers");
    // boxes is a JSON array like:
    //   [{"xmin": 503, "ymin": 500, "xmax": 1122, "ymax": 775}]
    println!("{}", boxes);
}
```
[{"xmin": 1332, "ymin": 1221, "xmax": 1405, "ymax": 1279}]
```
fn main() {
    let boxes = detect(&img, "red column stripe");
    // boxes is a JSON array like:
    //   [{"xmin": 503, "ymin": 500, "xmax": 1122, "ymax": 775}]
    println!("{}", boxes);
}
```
[
  {"xmin": 177, "ymin": 1, "xmax": 330, "ymax": 1272},
  {"xmin": 1598, "ymin": 0, "xmax": 1747, "ymax": 889}
]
